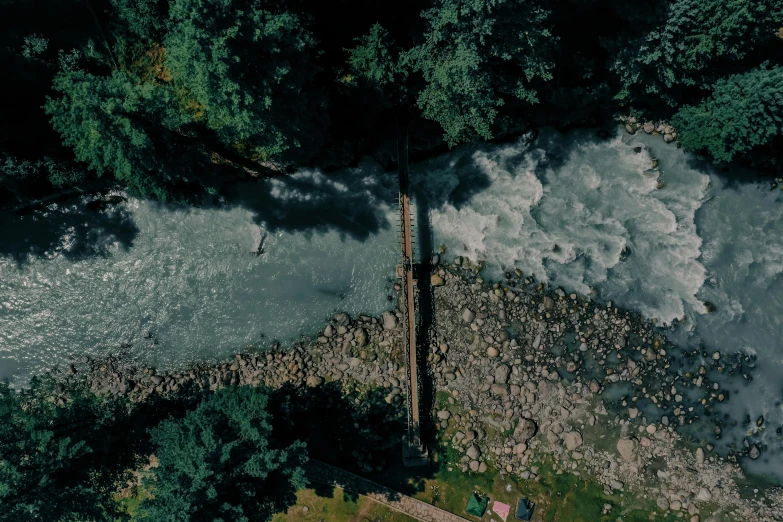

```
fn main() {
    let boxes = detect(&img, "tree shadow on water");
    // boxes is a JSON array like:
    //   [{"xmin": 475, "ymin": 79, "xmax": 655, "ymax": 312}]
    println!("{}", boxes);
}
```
[
  {"xmin": 0, "ymin": 197, "xmax": 138, "ymax": 266},
  {"xmin": 223, "ymin": 165, "xmax": 399, "ymax": 241}
]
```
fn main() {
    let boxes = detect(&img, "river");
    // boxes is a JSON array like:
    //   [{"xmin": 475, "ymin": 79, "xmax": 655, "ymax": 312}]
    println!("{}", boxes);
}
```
[{"xmin": 1, "ymin": 127, "xmax": 782, "ymax": 480}]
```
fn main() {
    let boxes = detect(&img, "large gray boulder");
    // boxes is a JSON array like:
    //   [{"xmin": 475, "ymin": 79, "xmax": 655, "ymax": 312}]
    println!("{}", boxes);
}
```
[
  {"xmin": 617, "ymin": 438, "xmax": 637, "ymax": 461},
  {"xmin": 514, "ymin": 418, "xmax": 538, "ymax": 442},
  {"xmin": 563, "ymin": 431, "xmax": 583, "ymax": 451},
  {"xmin": 494, "ymin": 364, "xmax": 510, "ymax": 384},
  {"xmin": 382, "ymin": 311, "xmax": 398, "ymax": 330},
  {"xmin": 467, "ymin": 445, "xmax": 481, "ymax": 459}
]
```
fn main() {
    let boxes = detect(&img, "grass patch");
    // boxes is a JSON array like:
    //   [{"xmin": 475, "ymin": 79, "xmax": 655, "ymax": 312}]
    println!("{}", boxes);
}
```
[{"xmin": 272, "ymin": 487, "xmax": 417, "ymax": 522}]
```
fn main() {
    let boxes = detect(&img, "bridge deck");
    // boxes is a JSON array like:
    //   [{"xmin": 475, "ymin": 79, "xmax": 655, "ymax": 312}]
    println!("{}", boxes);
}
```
[{"xmin": 397, "ymin": 128, "xmax": 427, "ymax": 468}]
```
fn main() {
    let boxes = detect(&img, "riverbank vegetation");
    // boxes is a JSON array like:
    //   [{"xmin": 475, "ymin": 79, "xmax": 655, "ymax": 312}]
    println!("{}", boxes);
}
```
[{"xmin": 1, "ymin": 0, "xmax": 781, "ymax": 206}]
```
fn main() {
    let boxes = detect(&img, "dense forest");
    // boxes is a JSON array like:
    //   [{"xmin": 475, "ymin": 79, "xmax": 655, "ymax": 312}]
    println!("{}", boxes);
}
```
[{"xmin": 1, "ymin": 0, "xmax": 781, "ymax": 205}]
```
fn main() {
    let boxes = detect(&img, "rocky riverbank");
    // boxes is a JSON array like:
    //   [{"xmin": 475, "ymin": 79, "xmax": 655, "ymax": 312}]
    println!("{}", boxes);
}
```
[{"xmin": 49, "ymin": 260, "xmax": 782, "ymax": 521}]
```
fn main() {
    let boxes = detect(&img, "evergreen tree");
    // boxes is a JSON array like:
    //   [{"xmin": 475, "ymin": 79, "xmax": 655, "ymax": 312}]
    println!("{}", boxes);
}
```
[
  {"xmin": 45, "ymin": 69, "xmax": 189, "ymax": 200},
  {"xmin": 0, "ymin": 380, "xmax": 127, "ymax": 521},
  {"xmin": 142, "ymin": 386, "xmax": 307, "ymax": 522},
  {"xmin": 163, "ymin": 0, "xmax": 326, "ymax": 162},
  {"xmin": 406, "ymin": 0, "xmax": 554, "ymax": 146},
  {"xmin": 610, "ymin": 0, "xmax": 783, "ymax": 109},
  {"xmin": 671, "ymin": 64, "xmax": 783, "ymax": 163}
]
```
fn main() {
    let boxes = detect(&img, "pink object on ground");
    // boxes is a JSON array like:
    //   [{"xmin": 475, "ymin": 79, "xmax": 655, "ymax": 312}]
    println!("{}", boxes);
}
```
[{"xmin": 492, "ymin": 501, "xmax": 511, "ymax": 521}]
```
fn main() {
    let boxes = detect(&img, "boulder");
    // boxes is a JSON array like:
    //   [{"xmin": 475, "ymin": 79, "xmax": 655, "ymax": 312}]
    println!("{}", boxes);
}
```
[
  {"xmin": 697, "ymin": 488, "xmax": 712, "ymax": 502},
  {"xmin": 543, "ymin": 296, "xmax": 555, "ymax": 310},
  {"xmin": 334, "ymin": 312, "xmax": 351, "ymax": 326},
  {"xmin": 514, "ymin": 418, "xmax": 538, "ymax": 442},
  {"xmin": 469, "ymin": 460, "xmax": 480, "ymax": 472},
  {"xmin": 462, "ymin": 308, "xmax": 476, "ymax": 323},
  {"xmin": 437, "ymin": 410, "xmax": 451, "ymax": 420},
  {"xmin": 487, "ymin": 347, "xmax": 499, "ymax": 358},
  {"xmin": 491, "ymin": 384, "xmax": 510, "ymax": 396},
  {"xmin": 617, "ymin": 438, "xmax": 637, "ymax": 461},
  {"xmin": 430, "ymin": 274, "xmax": 445, "ymax": 287},
  {"xmin": 354, "ymin": 327, "xmax": 368, "ymax": 347},
  {"xmin": 494, "ymin": 364, "xmax": 510, "ymax": 383},
  {"xmin": 657, "ymin": 497, "xmax": 669, "ymax": 510},
  {"xmin": 563, "ymin": 431, "xmax": 583, "ymax": 451},
  {"xmin": 467, "ymin": 445, "xmax": 481, "ymax": 459},
  {"xmin": 306, "ymin": 375, "xmax": 324, "ymax": 387},
  {"xmin": 323, "ymin": 325, "xmax": 334, "ymax": 337},
  {"xmin": 382, "ymin": 311, "xmax": 398, "ymax": 330},
  {"xmin": 749, "ymin": 444, "xmax": 760, "ymax": 459},
  {"xmin": 696, "ymin": 447, "xmax": 704, "ymax": 465}
]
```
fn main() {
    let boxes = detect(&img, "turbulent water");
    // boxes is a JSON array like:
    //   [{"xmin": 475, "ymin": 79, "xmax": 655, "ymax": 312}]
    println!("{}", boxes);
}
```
[{"xmin": 1, "ymin": 127, "xmax": 782, "ymax": 479}]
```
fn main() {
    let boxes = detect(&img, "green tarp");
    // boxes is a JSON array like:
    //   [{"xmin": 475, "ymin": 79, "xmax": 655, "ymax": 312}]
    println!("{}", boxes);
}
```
[
  {"xmin": 515, "ymin": 498, "xmax": 535, "ymax": 521},
  {"xmin": 466, "ymin": 492, "xmax": 489, "ymax": 517}
]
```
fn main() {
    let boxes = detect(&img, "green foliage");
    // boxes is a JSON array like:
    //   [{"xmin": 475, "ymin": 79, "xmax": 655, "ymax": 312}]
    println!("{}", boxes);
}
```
[
  {"xmin": 0, "ymin": 379, "xmax": 127, "ymax": 521},
  {"xmin": 110, "ymin": 0, "xmax": 169, "ymax": 41},
  {"xmin": 164, "ymin": 0, "xmax": 325, "ymax": 161},
  {"xmin": 611, "ymin": 0, "xmax": 783, "ymax": 107},
  {"xmin": 407, "ymin": 0, "xmax": 554, "ymax": 146},
  {"xmin": 671, "ymin": 64, "xmax": 783, "ymax": 163},
  {"xmin": 45, "ymin": 69, "xmax": 183, "ymax": 199},
  {"xmin": 347, "ymin": 24, "xmax": 407, "ymax": 89},
  {"xmin": 142, "ymin": 386, "xmax": 308, "ymax": 522}
]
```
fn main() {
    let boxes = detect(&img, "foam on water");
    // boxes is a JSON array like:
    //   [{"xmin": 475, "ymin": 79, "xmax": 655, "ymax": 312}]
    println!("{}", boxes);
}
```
[
  {"xmin": 415, "ymin": 128, "xmax": 710, "ymax": 325},
  {"xmin": 413, "ymin": 128, "xmax": 783, "ymax": 480},
  {"xmin": 1, "ymin": 126, "xmax": 782, "ymax": 479}
]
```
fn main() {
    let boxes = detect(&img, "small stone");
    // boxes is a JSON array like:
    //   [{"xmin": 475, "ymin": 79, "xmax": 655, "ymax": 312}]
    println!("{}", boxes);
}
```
[{"xmin": 334, "ymin": 312, "xmax": 351, "ymax": 326}]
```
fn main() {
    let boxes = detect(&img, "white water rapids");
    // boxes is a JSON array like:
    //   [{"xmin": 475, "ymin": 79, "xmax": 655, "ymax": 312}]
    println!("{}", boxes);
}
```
[{"xmin": 1, "ymin": 127, "xmax": 781, "ymax": 480}]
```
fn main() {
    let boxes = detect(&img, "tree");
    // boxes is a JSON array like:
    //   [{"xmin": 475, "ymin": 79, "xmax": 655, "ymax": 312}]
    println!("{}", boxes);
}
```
[
  {"xmin": 609, "ymin": 0, "xmax": 783, "ymax": 109},
  {"xmin": 347, "ymin": 24, "xmax": 407, "ymax": 92},
  {"xmin": 406, "ymin": 0, "xmax": 554, "ymax": 146},
  {"xmin": 163, "ymin": 0, "xmax": 327, "ymax": 162},
  {"xmin": 0, "ymin": 380, "xmax": 127, "ymax": 521},
  {"xmin": 45, "ymin": 69, "xmax": 191, "ymax": 200},
  {"xmin": 671, "ymin": 64, "xmax": 783, "ymax": 163},
  {"xmin": 142, "ymin": 386, "xmax": 307, "ymax": 522}
]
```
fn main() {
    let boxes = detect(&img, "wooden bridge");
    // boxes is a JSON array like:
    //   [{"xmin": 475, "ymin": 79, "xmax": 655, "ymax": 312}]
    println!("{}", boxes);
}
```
[{"xmin": 396, "ymin": 127, "xmax": 429, "ymax": 467}]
